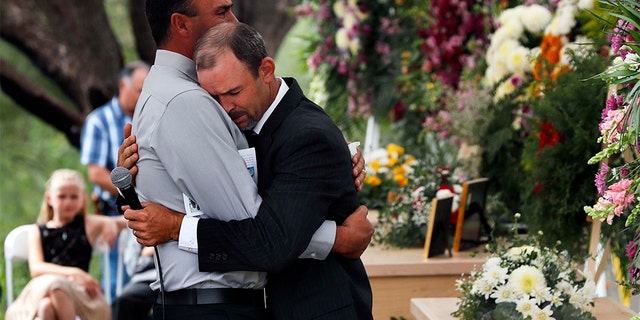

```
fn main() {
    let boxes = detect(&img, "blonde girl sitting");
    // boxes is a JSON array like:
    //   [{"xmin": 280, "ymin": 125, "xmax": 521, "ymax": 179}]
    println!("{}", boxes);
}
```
[{"xmin": 6, "ymin": 169, "xmax": 127, "ymax": 320}]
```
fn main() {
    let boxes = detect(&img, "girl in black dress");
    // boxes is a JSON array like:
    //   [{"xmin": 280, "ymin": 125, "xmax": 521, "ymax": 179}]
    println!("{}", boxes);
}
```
[{"xmin": 6, "ymin": 169, "xmax": 126, "ymax": 320}]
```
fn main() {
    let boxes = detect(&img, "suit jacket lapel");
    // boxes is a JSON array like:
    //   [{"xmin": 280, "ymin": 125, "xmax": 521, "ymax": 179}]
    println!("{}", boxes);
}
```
[{"xmin": 255, "ymin": 78, "xmax": 304, "ymax": 154}]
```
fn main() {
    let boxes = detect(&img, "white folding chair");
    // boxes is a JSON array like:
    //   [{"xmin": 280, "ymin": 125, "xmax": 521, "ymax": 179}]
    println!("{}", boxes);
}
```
[
  {"xmin": 4, "ymin": 224, "xmax": 33, "ymax": 306},
  {"xmin": 4, "ymin": 224, "xmax": 112, "ymax": 305}
]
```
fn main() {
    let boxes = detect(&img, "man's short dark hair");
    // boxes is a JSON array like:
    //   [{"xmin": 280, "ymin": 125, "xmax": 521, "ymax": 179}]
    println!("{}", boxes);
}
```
[
  {"xmin": 194, "ymin": 22, "xmax": 268, "ymax": 78},
  {"xmin": 145, "ymin": 0, "xmax": 197, "ymax": 46}
]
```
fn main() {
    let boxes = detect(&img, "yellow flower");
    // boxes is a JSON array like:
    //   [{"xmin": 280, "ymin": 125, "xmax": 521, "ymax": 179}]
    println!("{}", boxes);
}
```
[
  {"xmin": 370, "ymin": 160, "xmax": 381, "ymax": 172},
  {"xmin": 387, "ymin": 143, "xmax": 405, "ymax": 156},
  {"xmin": 387, "ymin": 156, "xmax": 399, "ymax": 167},
  {"xmin": 365, "ymin": 175, "xmax": 382, "ymax": 187},
  {"xmin": 396, "ymin": 0, "xmax": 405, "ymax": 5},
  {"xmin": 394, "ymin": 174, "xmax": 408, "ymax": 187},
  {"xmin": 392, "ymin": 165, "xmax": 405, "ymax": 176}
]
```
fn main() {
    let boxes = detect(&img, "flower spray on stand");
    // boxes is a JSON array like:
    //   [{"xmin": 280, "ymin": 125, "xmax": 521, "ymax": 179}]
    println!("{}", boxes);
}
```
[{"xmin": 453, "ymin": 214, "xmax": 597, "ymax": 320}]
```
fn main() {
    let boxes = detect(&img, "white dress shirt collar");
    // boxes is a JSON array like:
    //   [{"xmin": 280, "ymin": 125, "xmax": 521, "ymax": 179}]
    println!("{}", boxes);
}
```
[{"xmin": 253, "ymin": 78, "xmax": 288, "ymax": 134}]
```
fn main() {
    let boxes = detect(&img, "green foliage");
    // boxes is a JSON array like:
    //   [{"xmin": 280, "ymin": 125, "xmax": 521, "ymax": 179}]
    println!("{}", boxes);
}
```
[
  {"xmin": 520, "ymin": 51, "xmax": 610, "ymax": 257},
  {"xmin": 480, "ymin": 80, "xmax": 533, "ymax": 222}
]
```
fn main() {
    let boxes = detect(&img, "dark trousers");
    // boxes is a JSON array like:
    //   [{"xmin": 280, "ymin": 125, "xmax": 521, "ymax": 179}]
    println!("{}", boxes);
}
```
[
  {"xmin": 112, "ymin": 281, "xmax": 156, "ymax": 320},
  {"xmin": 152, "ymin": 303, "xmax": 267, "ymax": 320}
]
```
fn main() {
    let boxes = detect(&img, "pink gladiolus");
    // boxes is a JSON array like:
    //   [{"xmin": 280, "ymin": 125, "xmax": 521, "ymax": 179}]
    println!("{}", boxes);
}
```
[{"xmin": 604, "ymin": 179, "xmax": 635, "ymax": 217}]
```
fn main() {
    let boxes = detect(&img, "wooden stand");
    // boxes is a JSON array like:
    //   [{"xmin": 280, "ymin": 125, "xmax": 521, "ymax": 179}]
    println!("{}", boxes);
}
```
[{"xmin": 361, "ymin": 245, "xmax": 486, "ymax": 319}]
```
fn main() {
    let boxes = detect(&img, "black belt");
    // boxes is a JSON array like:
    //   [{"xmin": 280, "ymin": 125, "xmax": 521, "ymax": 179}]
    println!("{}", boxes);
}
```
[{"xmin": 156, "ymin": 288, "xmax": 265, "ymax": 306}]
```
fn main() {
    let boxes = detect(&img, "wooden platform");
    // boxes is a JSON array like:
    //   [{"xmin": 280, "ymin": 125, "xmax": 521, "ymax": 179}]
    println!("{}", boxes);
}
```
[
  {"xmin": 361, "ymin": 245, "xmax": 486, "ymax": 320},
  {"xmin": 410, "ymin": 297, "xmax": 637, "ymax": 320}
]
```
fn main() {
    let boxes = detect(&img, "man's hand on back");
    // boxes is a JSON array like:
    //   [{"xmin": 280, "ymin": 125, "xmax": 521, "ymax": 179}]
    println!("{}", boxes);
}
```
[
  {"xmin": 118, "ymin": 123, "xmax": 139, "ymax": 178},
  {"xmin": 333, "ymin": 205, "xmax": 373, "ymax": 259}
]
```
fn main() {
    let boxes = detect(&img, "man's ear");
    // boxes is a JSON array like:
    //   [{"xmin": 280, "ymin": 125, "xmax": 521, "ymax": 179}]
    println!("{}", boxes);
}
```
[
  {"xmin": 259, "ymin": 57, "xmax": 276, "ymax": 80},
  {"xmin": 170, "ymin": 12, "xmax": 192, "ymax": 38}
]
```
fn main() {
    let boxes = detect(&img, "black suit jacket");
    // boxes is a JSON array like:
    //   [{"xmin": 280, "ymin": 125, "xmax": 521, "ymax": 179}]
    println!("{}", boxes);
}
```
[{"xmin": 196, "ymin": 78, "xmax": 373, "ymax": 319}]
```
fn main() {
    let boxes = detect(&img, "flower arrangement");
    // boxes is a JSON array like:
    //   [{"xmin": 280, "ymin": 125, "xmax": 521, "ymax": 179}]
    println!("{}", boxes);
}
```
[
  {"xmin": 374, "ymin": 162, "xmax": 461, "ymax": 248},
  {"xmin": 453, "ymin": 218, "xmax": 597, "ymax": 320},
  {"xmin": 295, "ymin": 0, "xmax": 426, "ymax": 117},
  {"xmin": 479, "ymin": 0, "xmax": 611, "ymax": 255},
  {"xmin": 583, "ymin": 0, "xmax": 640, "ymax": 294},
  {"xmin": 360, "ymin": 143, "xmax": 419, "ymax": 210}
]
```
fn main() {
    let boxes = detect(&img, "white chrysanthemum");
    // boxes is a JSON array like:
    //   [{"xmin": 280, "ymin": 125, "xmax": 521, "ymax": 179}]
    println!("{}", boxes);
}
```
[
  {"xmin": 521, "ymin": 5, "xmax": 551, "ymax": 33},
  {"xmin": 612, "ymin": 56, "xmax": 625, "ymax": 66},
  {"xmin": 366, "ymin": 148, "xmax": 389, "ymax": 163},
  {"xmin": 335, "ymin": 28, "xmax": 350, "ymax": 51},
  {"xmin": 506, "ymin": 46, "xmax": 532, "ymax": 74},
  {"xmin": 493, "ymin": 79, "xmax": 516, "ymax": 102},
  {"xmin": 578, "ymin": 0, "xmax": 595, "ymax": 9},
  {"xmin": 333, "ymin": 1, "xmax": 346, "ymax": 18},
  {"xmin": 497, "ymin": 6, "xmax": 523, "ymax": 28},
  {"xmin": 532, "ymin": 304, "xmax": 555, "ymax": 320},
  {"xmin": 570, "ymin": 279, "xmax": 596, "ymax": 311},
  {"xmin": 515, "ymin": 298, "xmax": 538, "ymax": 318},
  {"xmin": 484, "ymin": 64, "xmax": 508, "ymax": 86},
  {"xmin": 348, "ymin": 37, "xmax": 361, "ymax": 56},
  {"xmin": 532, "ymin": 285, "xmax": 552, "ymax": 304},
  {"xmin": 546, "ymin": 11, "xmax": 576, "ymax": 36},
  {"xmin": 509, "ymin": 265, "xmax": 546, "ymax": 295},
  {"xmin": 507, "ymin": 246, "xmax": 539, "ymax": 260},
  {"xmin": 342, "ymin": 12, "xmax": 358, "ymax": 31},
  {"xmin": 497, "ymin": 40, "xmax": 522, "ymax": 62},
  {"xmin": 493, "ymin": 21, "xmax": 524, "ymax": 46},
  {"xmin": 569, "ymin": 290, "xmax": 591, "ymax": 312},
  {"xmin": 472, "ymin": 278, "xmax": 495, "ymax": 299},
  {"xmin": 625, "ymin": 53, "xmax": 640, "ymax": 70},
  {"xmin": 491, "ymin": 284, "xmax": 515, "ymax": 303},
  {"xmin": 483, "ymin": 264, "xmax": 509, "ymax": 287},
  {"xmin": 555, "ymin": 280, "xmax": 574, "ymax": 295},
  {"xmin": 549, "ymin": 291, "xmax": 563, "ymax": 307}
]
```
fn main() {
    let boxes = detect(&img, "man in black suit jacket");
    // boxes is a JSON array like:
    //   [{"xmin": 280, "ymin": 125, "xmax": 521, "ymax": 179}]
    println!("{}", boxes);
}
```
[
  {"xmin": 123, "ymin": 22, "xmax": 373, "ymax": 319},
  {"xmin": 196, "ymin": 22, "xmax": 373, "ymax": 318}
]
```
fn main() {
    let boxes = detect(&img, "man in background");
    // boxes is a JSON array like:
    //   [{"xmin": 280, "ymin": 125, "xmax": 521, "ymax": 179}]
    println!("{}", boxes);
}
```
[{"xmin": 80, "ymin": 60, "xmax": 150, "ymax": 302}]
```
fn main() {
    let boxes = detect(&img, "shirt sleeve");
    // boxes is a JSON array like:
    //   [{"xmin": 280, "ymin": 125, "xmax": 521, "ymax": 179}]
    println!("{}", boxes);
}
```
[
  {"xmin": 298, "ymin": 220, "xmax": 336, "ymax": 259},
  {"xmin": 80, "ymin": 113, "xmax": 109, "ymax": 167},
  {"xmin": 178, "ymin": 216, "xmax": 199, "ymax": 253}
]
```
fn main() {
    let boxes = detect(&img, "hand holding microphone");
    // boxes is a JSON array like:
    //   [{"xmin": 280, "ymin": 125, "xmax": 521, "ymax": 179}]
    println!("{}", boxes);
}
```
[{"xmin": 111, "ymin": 166, "xmax": 142, "ymax": 210}]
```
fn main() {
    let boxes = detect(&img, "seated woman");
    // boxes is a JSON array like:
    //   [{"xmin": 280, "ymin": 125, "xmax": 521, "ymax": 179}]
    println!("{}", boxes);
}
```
[{"xmin": 6, "ymin": 169, "xmax": 126, "ymax": 320}]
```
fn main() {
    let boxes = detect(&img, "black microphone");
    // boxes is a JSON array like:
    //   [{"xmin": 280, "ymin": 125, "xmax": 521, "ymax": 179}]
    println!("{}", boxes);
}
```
[{"xmin": 110, "ymin": 166, "xmax": 143, "ymax": 210}]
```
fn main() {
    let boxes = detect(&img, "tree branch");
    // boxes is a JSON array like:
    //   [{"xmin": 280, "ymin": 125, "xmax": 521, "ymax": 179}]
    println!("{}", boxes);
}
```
[{"xmin": 0, "ymin": 58, "xmax": 84, "ymax": 148}]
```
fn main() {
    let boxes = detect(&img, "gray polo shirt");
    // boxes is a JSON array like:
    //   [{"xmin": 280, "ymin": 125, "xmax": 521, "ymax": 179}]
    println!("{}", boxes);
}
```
[{"xmin": 132, "ymin": 50, "xmax": 266, "ymax": 291}]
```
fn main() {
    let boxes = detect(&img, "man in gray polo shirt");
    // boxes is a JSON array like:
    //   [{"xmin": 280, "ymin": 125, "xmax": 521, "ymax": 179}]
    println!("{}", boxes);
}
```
[{"xmin": 122, "ymin": 1, "xmax": 371, "ymax": 319}]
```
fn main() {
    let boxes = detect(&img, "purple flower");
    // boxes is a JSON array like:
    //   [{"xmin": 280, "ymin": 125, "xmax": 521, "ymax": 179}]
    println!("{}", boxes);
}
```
[
  {"xmin": 626, "ymin": 239, "xmax": 638, "ymax": 260},
  {"xmin": 620, "ymin": 166, "xmax": 629, "ymax": 179},
  {"xmin": 595, "ymin": 163, "xmax": 609, "ymax": 195}
]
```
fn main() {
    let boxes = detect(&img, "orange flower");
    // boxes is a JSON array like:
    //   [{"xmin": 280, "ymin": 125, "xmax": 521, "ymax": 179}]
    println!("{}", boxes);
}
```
[{"xmin": 534, "ymin": 34, "xmax": 565, "ymax": 82}]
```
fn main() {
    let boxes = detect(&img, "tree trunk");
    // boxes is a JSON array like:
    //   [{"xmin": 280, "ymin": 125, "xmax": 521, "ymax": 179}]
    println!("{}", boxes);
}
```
[
  {"xmin": 1, "ymin": 0, "xmax": 123, "ymax": 111},
  {"xmin": 234, "ymin": 0, "xmax": 297, "ymax": 57}
]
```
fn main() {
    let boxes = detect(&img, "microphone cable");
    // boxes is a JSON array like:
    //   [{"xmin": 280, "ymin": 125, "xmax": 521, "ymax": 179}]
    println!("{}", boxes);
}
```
[{"xmin": 153, "ymin": 245, "xmax": 166, "ymax": 320}]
